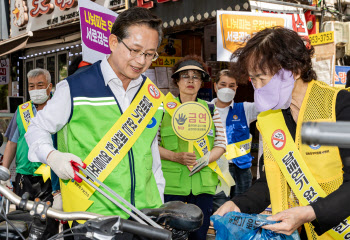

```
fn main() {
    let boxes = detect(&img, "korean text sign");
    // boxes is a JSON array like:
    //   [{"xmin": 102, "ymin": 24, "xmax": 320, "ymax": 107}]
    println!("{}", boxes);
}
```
[
  {"xmin": 79, "ymin": 0, "xmax": 118, "ymax": 64},
  {"xmin": 0, "ymin": 59, "xmax": 10, "ymax": 85},
  {"xmin": 217, "ymin": 11, "xmax": 293, "ymax": 62}
]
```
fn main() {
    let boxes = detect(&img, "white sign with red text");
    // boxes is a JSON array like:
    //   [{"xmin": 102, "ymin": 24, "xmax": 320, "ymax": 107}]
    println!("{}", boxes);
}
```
[
  {"xmin": 250, "ymin": 1, "xmax": 308, "ymax": 37},
  {"xmin": 0, "ymin": 59, "xmax": 10, "ymax": 85}
]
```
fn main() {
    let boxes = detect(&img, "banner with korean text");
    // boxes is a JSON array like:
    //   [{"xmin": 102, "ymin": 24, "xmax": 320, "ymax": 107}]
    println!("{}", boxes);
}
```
[
  {"xmin": 79, "ymin": 0, "xmax": 118, "ymax": 64},
  {"xmin": 10, "ymin": 0, "xmax": 124, "ymax": 38},
  {"xmin": 217, "ymin": 11, "xmax": 293, "ymax": 62}
]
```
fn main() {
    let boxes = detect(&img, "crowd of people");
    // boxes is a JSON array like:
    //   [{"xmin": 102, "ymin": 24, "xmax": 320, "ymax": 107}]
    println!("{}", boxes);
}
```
[{"xmin": 1, "ymin": 6, "xmax": 350, "ymax": 240}]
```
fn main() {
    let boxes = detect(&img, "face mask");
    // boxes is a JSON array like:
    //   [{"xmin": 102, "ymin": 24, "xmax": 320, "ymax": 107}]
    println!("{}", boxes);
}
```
[
  {"xmin": 29, "ymin": 85, "xmax": 50, "ymax": 104},
  {"xmin": 252, "ymin": 68, "xmax": 295, "ymax": 112},
  {"xmin": 217, "ymin": 86, "xmax": 235, "ymax": 103}
]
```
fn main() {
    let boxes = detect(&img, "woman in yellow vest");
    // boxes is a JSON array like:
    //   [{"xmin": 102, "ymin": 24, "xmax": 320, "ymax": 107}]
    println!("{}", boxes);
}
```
[
  {"xmin": 158, "ymin": 55, "xmax": 226, "ymax": 240},
  {"xmin": 213, "ymin": 27, "xmax": 350, "ymax": 240}
]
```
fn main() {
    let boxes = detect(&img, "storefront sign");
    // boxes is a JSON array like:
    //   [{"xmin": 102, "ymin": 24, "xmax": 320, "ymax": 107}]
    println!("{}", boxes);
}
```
[
  {"xmin": 0, "ymin": 59, "xmax": 10, "ymax": 85},
  {"xmin": 129, "ymin": 0, "xmax": 251, "ymax": 28},
  {"xmin": 151, "ymin": 56, "xmax": 181, "ymax": 67},
  {"xmin": 79, "ymin": 0, "xmax": 118, "ymax": 64},
  {"xmin": 10, "ymin": 0, "xmax": 124, "ymax": 38},
  {"xmin": 217, "ymin": 11, "xmax": 293, "ymax": 62},
  {"xmin": 334, "ymin": 65, "xmax": 350, "ymax": 88},
  {"xmin": 250, "ymin": 1, "xmax": 308, "ymax": 37}
]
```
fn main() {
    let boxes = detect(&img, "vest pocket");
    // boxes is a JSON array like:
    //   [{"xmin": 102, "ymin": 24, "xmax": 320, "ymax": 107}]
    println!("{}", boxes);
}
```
[
  {"xmin": 161, "ymin": 127, "xmax": 178, "ymax": 151},
  {"xmin": 163, "ymin": 167, "xmax": 182, "ymax": 188},
  {"xmin": 143, "ymin": 153, "xmax": 153, "ymax": 170},
  {"xmin": 200, "ymin": 167, "xmax": 218, "ymax": 187}
]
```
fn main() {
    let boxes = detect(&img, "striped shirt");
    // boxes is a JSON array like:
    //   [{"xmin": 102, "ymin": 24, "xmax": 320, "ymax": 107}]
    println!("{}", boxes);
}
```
[{"xmin": 157, "ymin": 101, "xmax": 226, "ymax": 150}]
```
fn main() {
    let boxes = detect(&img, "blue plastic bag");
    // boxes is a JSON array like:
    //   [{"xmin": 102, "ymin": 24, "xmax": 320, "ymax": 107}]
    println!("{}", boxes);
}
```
[{"xmin": 211, "ymin": 212, "xmax": 301, "ymax": 240}]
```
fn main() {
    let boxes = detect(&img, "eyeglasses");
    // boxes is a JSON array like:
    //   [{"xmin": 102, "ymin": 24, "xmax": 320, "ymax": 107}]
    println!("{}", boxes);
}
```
[
  {"xmin": 180, "ymin": 74, "xmax": 202, "ymax": 82},
  {"xmin": 117, "ymin": 37, "xmax": 159, "ymax": 61}
]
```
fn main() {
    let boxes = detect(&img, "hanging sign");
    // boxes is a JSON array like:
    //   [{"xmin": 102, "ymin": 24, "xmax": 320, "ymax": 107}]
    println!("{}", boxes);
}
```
[
  {"xmin": 217, "ymin": 11, "xmax": 293, "ymax": 62},
  {"xmin": 79, "ymin": 0, "xmax": 118, "ymax": 64}
]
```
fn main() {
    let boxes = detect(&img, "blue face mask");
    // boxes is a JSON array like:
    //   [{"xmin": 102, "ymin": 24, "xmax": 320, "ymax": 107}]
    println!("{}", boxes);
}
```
[{"xmin": 252, "ymin": 69, "xmax": 295, "ymax": 112}]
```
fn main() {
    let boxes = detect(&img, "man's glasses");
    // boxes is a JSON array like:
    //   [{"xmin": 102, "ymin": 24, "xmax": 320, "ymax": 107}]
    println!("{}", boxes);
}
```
[
  {"xmin": 117, "ymin": 37, "xmax": 159, "ymax": 61},
  {"xmin": 180, "ymin": 74, "xmax": 202, "ymax": 82}
]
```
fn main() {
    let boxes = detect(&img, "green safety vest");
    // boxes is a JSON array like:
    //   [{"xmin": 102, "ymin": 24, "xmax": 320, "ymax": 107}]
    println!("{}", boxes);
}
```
[
  {"xmin": 160, "ymin": 98, "xmax": 218, "ymax": 196},
  {"xmin": 15, "ymin": 105, "xmax": 42, "ymax": 175},
  {"xmin": 58, "ymin": 96, "xmax": 163, "ymax": 218}
]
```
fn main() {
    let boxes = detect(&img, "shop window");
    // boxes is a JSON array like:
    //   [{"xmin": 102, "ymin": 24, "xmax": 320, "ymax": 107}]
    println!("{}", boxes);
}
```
[
  {"xmin": 58, "ymin": 52, "xmax": 68, "ymax": 82},
  {"xmin": 35, "ymin": 57, "xmax": 45, "ymax": 69},
  {"xmin": 46, "ymin": 54, "xmax": 56, "ymax": 88}
]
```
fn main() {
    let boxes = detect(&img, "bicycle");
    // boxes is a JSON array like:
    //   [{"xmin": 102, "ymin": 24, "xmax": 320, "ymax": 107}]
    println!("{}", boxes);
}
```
[{"xmin": 0, "ymin": 166, "xmax": 203, "ymax": 240}]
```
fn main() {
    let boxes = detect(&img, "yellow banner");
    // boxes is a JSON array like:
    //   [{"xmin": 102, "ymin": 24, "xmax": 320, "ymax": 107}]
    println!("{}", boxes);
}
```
[
  {"xmin": 309, "ymin": 31, "xmax": 334, "ymax": 46},
  {"xmin": 258, "ymin": 110, "xmax": 350, "ymax": 240},
  {"xmin": 225, "ymin": 137, "xmax": 252, "ymax": 159},
  {"xmin": 19, "ymin": 101, "xmax": 50, "ymax": 181},
  {"xmin": 61, "ymin": 78, "xmax": 164, "ymax": 220},
  {"xmin": 19, "ymin": 101, "xmax": 34, "ymax": 132},
  {"xmin": 219, "ymin": 14, "xmax": 285, "ymax": 53},
  {"xmin": 151, "ymin": 56, "xmax": 181, "ymax": 67}
]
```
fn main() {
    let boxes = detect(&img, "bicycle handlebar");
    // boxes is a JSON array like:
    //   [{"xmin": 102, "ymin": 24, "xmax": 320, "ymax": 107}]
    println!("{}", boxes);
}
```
[{"xmin": 0, "ymin": 185, "xmax": 172, "ymax": 240}]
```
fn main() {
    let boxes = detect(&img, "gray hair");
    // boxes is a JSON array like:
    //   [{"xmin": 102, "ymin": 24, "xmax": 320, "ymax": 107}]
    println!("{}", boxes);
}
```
[{"xmin": 27, "ymin": 68, "xmax": 51, "ymax": 84}]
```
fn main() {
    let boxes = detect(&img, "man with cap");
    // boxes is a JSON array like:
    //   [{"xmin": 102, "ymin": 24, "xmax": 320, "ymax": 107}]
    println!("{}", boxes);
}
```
[{"xmin": 158, "ymin": 55, "xmax": 226, "ymax": 240}]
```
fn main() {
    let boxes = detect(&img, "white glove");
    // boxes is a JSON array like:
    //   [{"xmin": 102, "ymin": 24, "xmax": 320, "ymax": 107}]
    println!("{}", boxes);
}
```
[
  {"xmin": 47, "ymin": 150, "xmax": 85, "ymax": 180},
  {"xmin": 0, "ymin": 179, "xmax": 13, "ymax": 190},
  {"xmin": 52, "ymin": 192, "xmax": 63, "ymax": 211}
]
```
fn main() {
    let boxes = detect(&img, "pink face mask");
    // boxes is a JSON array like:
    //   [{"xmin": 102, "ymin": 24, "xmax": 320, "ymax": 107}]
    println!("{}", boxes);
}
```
[{"xmin": 252, "ymin": 68, "xmax": 295, "ymax": 112}]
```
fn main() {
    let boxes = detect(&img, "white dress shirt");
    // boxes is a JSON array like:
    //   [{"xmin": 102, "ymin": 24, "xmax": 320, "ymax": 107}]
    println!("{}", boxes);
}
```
[{"xmin": 25, "ymin": 56, "xmax": 165, "ymax": 201}]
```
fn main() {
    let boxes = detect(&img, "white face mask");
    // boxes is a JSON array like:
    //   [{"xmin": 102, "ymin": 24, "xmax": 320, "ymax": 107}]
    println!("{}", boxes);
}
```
[
  {"xmin": 217, "ymin": 86, "xmax": 235, "ymax": 103},
  {"xmin": 29, "ymin": 85, "xmax": 50, "ymax": 104}
]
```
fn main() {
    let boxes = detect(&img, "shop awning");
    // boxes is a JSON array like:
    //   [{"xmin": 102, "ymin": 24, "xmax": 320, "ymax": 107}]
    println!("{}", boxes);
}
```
[
  {"xmin": 0, "ymin": 21, "xmax": 81, "ymax": 57},
  {"xmin": 0, "ymin": 32, "xmax": 31, "ymax": 57}
]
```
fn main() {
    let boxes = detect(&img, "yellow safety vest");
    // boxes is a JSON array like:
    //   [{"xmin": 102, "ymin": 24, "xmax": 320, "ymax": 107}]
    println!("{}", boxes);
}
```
[{"xmin": 258, "ymin": 80, "xmax": 347, "ymax": 240}]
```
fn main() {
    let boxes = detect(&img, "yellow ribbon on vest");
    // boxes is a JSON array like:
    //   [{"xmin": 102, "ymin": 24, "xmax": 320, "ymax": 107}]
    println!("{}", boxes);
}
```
[
  {"xmin": 258, "ymin": 109, "xmax": 350, "ymax": 240},
  {"xmin": 163, "ymin": 93, "xmax": 234, "ymax": 194},
  {"xmin": 19, "ymin": 101, "xmax": 34, "ymax": 132},
  {"xmin": 225, "ymin": 137, "xmax": 252, "ymax": 159},
  {"xmin": 61, "ymin": 78, "xmax": 164, "ymax": 223},
  {"xmin": 19, "ymin": 101, "xmax": 50, "ymax": 182}
]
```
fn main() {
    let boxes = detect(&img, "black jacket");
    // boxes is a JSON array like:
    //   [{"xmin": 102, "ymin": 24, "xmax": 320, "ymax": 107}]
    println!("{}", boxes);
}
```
[{"xmin": 232, "ymin": 90, "xmax": 350, "ymax": 236}]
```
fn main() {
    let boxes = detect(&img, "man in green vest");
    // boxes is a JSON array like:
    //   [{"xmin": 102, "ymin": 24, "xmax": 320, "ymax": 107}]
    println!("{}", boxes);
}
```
[
  {"xmin": 25, "ymin": 7, "xmax": 165, "ymax": 232},
  {"xmin": 3, "ymin": 68, "xmax": 59, "ymax": 237},
  {"xmin": 3, "ymin": 68, "xmax": 52, "ymax": 197}
]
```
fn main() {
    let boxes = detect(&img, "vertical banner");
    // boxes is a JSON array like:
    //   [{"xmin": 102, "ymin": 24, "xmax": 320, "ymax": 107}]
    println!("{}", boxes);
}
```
[
  {"xmin": 79, "ymin": 0, "xmax": 118, "ymax": 64},
  {"xmin": 0, "ymin": 59, "xmax": 10, "ymax": 85},
  {"xmin": 217, "ymin": 11, "xmax": 293, "ymax": 62}
]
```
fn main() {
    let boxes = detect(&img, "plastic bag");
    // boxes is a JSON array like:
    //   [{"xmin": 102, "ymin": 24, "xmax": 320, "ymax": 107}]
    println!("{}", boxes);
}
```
[{"xmin": 211, "ymin": 212, "xmax": 301, "ymax": 240}]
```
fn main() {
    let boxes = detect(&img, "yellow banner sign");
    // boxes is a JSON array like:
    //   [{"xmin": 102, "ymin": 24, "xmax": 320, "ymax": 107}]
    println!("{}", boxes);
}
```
[
  {"xmin": 219, "ymin": 14, "xmax": 285, "ymax": 53},
  {"xmin": 309, "ymin": 31, "xmax": 334, "ymax": 46},
  {"xmin": 151, "ymin": 56, "xmax": 181, "ymax": 67}
]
